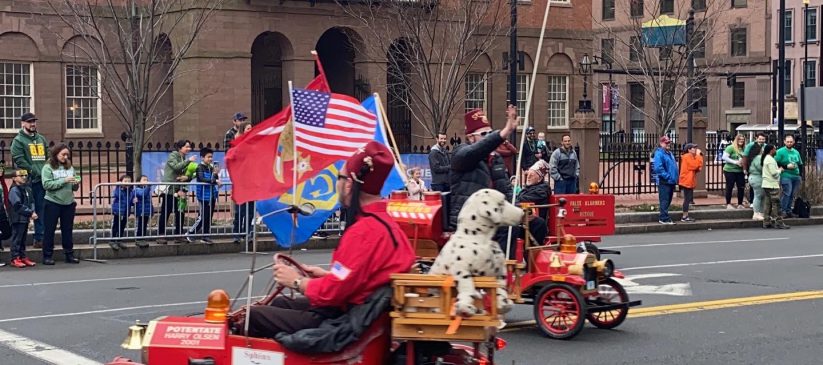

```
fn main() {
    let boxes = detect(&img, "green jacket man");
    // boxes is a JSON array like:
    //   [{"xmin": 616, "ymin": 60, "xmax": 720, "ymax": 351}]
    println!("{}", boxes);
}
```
[{"xmin": 10, "ymin": 113, "xmax": 48, "ymax": 246}]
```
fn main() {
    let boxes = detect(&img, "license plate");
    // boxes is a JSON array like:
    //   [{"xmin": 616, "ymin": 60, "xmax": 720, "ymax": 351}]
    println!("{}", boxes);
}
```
[{"xmin": 586, "ymin": 281, "xmax": 596, "ymax": 290}]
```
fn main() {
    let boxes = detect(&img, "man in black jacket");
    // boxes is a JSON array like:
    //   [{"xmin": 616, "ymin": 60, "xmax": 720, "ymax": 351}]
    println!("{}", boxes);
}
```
[
  {"xmin": 449, "ymin": 105, "xmax": 518, "ymax": 252},
  {"xmin": 428, "ymin": 133, "xmax": 450, "ymax": 192},
  {"xmin": 519, "ymin": 127, "xmax": 549, "ymax": 172}
]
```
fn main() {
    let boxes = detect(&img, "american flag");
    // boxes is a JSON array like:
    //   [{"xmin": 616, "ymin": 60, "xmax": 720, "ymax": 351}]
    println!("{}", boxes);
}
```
[{"xmin": 291, "ymin": 88, "xmax": 377, "ymax": 158}]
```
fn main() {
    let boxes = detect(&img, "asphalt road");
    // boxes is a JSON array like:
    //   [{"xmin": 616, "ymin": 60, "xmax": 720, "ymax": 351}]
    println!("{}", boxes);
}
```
[{"xmin": 0, "ymin": 226, "xmax": 821, "ymax": 364}]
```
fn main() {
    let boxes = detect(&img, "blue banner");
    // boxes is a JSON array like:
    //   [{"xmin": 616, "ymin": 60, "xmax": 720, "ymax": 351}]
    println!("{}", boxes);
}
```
[{"xmin": 141, "ymin": 151, "xmax": 231, "ymax": 191}]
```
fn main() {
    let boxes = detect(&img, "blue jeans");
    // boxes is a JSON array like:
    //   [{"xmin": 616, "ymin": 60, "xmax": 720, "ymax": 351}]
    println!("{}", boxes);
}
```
[
  {"xmin": 780, "ymin": 175, "xmax": 802, "ymax": 214},
  {"xmin": 554, "ymin": 177, "xmax": 578, "ymax": 194},
  {"xmin": 658, "ymin": 183, "xmax": 675, "ymax": 222},
  {"xmin": 31, "ymin": 181, "xmax": 45, "ymax": 242}
]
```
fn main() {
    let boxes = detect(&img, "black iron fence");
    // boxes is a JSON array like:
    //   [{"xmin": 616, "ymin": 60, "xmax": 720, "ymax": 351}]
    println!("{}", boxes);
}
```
[
  {"xmin": 598, "ymin": 132, "xmax": 819, "ymax": 196},
  {"xmin": 0, "ymin": 140, "xmax": 223, "ymax": 206}
]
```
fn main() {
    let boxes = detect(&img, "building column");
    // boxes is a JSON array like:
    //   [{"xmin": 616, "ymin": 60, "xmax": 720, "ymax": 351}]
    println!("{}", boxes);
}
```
[
  {"xmin": 677, "ymin": 111, "xmax": 708, "ymax": 197},
  {"xmin": 570, "ymin": 110, "xmax": 602, "ymax": 191}
]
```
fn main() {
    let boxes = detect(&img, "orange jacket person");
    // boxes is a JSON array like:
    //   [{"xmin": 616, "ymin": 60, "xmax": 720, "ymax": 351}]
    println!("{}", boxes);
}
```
[
  {"xmin": 678, "ymin": 143, "xmax": 703, "ymax": 222},
  {"xmin": 247, "ymin": 141, "xmax": 416, "ymax": 338}
]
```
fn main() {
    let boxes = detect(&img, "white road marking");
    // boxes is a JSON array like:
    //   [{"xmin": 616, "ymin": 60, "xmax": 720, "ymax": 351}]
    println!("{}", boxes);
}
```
[
  {"xmin": 0, "ymin": 263, "xmax": 330, "ymax": 289},
  {"xmin": 624, "ymin": 273, "xmax": 682, "ymax": 280},
  {"xmin": 0, "ymin": 296, "xmax": 265, "ymax": 324},
  {"xmin": 615, "ymin": 274, "xmax": 692, "ymax": 296},
  {"xmin": 622, "ymin": 253, "xmax": 823, "ymax": 271},
  {"xmin": 603, "ymin": 237, "xmax": 789, "ymax": 249},
  {"xmin": 0, "ymin": 328, "xmax": 102, "ymax": 365}
]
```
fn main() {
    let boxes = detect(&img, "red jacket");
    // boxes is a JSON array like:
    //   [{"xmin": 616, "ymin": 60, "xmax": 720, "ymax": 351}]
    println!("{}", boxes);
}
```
[{"xmin": 304, "ymin": 201, "xmax": 415, "ymax": 309}]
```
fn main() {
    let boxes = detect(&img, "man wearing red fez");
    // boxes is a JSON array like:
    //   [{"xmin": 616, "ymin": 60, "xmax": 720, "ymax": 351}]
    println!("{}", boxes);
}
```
[
  {"xmin": 449, "ymin": 105, "xmax": 519, "ymax": 250},
  {"xmin": 246, "ymin": 141, "xmax": 416, "ymax": 338}
]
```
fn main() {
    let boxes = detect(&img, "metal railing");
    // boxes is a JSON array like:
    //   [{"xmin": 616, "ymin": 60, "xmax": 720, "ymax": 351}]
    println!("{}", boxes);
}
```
[{"xmin": 91, "ymin": 181, "xmax": 253, "ymax": 260}]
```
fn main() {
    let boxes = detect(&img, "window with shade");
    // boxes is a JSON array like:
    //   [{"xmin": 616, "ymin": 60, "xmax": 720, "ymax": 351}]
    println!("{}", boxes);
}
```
[
  {"xmin": 805, "ymin": 60, "xmax": 817, "ymax": 87},
  {"xmin": 631, "ymin": 0, "xmax": 644, "ymax": 17},
  {"xmin": 0, "ymin": 63, "xmax": 32, "ymax": 131},
  {"xmin": 601, "ymin": 38, "xmax": 615, "ymax": 65},
  {"xmin": 785, "ymin": 10, "xmax": 794, "ymax": 43},
  {"xmin": 464, "ymin": 73, "xmax": 487, "ymax": 112},
  {"xmin": 731, "ymin": 28, "xmax": 747, "ymax": 56},
  {"xmin": 732, "ymin": 82, "xmax": 745, "ymax": 108},
  {"xmin": 784, "ymin": 60, "xmax": 793, "ymax": 96},
  {"xmin": 65, "ymin": 65, "xmax": 101, "ymax": 132},
  {"xmin": 506, "ymin": 74, "xmax": 529, "ymax": 116},
  {"xmin": 806, "ymin": 7, "xmax": 817, "ymax": 42},
  {"xmin": 546, "ymin": 76, "xmax": 568, "ymax": 128},
  {"xmin": 602, "ymin": 0, "xmax": 615, "ymax": 20},
  {"xmin": 660, "ymin": 0, "xmax": 674, "ymax": 14}
]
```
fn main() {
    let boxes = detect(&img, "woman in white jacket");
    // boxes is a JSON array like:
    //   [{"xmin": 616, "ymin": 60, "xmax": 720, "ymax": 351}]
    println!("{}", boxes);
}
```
[{"xmin": 406, "ymin": 167, "xmax": 428, "ymax": 200}]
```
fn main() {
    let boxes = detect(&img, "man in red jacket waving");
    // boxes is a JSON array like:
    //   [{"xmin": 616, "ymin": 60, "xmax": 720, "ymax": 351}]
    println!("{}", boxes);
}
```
[{"xmin": 247, "ymin": 141, "xmax": 415, "ymax": 337}]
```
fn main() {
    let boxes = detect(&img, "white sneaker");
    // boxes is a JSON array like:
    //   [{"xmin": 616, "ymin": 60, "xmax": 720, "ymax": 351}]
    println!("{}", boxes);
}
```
[
  {"xmin": 752, "ymin": 213, "xmax": 764, "ymax": 221},
  {"xmin": 737, "ymin": 204, "xmax": 748, "ymax": 210},
  {"xmin": 726, "ymin": 204, "xmax": 735, "ymax": 210}
]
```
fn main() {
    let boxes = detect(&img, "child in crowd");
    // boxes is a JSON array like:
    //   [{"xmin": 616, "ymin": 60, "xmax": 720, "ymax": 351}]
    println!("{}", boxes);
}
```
[
  {"xmin": 8, "ymin": 169, "xmax": 36, "ymax": 268},
  {"xmin": 110, "ymin": 175, "xmax": 132, "ymax": 250},
  {"xmin": 678, "ymin": 143, "xmax": 703, "ymax": 222},
  {"xmin": 405, "ymin": 167, "xmax": 428, "ymax": 200},
  {"xmin": 131, "ymin": 175, "xmax": 153, "ymax": 247},
  {"xmin": 187, "ymin": 148, "xmax": 220, "ymax": 244}
]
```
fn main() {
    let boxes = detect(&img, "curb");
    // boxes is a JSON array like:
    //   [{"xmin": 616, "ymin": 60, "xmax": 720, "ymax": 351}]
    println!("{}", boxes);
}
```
[
  {"xmin": 0, "ymin": 237, "xmax": 342, "ymax": 263},
  {"xmin": 616, "ymin": 216, "xmax": 823, "ymax": 234},
  {"xmin": 615, "ymin": 206, "xmax": 823, "ymax": 224}
]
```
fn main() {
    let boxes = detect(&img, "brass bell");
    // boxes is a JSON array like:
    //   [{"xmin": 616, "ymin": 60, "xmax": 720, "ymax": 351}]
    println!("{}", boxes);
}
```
[{"xmin": 121, "ymin": 321, "xmax": 146, "ymax": 350}]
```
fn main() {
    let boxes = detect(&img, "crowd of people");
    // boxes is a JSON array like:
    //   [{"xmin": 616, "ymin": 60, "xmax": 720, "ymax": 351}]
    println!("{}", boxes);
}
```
[
  {"xmin": 415, "ymin": 107, "xmax": 581, "ymax": 255},
  {"xmin": 0, "ymin": 111, "xmax": 259, "ymax": 268},
  {"xmin": 654, "ymin": 132, "xmax": 805, "ymax": 228}
]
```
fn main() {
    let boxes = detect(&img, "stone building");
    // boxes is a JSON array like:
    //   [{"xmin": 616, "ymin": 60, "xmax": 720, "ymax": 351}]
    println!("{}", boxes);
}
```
[
  {"xmin": 591, "ymin": 0, "xmax": 772, "ymax": 136},
  {"xmin": 0, "ymin": 0, "xmax": 593, "ymax": 150},
  {"xmin": 771, "ymin": 0, "xmax": 822, "ymax": 125}
]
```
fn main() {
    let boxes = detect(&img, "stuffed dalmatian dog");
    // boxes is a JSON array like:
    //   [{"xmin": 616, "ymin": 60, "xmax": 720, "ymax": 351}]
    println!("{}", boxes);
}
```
[{"xmin": 429, "ymin": 189, "xmax": 524, "ymax": 317}]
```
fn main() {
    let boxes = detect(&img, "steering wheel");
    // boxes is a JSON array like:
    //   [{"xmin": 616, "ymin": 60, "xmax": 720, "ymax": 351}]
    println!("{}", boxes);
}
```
[{"xmin": 228, "ymin": 254, "xmax": 311, "ymax": 330}]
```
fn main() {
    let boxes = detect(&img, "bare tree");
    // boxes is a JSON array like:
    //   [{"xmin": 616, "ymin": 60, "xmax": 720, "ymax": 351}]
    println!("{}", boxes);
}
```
[
  {"xmin": 595, "ymin": 0, "xmax": 756, "ymax": 135},
  {"xmin": 337, "ymin": 0, "xmax": 508, "ymax": 139},
  {"xmin": 46, "ymin": 0, "xmax": 225, "ymax": 176}
]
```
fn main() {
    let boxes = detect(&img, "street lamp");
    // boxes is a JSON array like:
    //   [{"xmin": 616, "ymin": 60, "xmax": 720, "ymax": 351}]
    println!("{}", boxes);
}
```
[
  {"xmin": 800, "ymin": 0, "xmax": 809, "ymax": 178},
  {"xmin": 578, "ymin": 53, "xmax": 593, "ymax": 112},
  {"xmin": 590, "ymin": 55, "xmax": 614, "ymax": 134}
]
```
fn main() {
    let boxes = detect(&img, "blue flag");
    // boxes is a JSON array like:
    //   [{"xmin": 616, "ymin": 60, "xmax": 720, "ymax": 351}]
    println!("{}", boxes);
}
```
[
  {"xmin": 256, "ymin": 161, "xmax": 343, "ymax": 247},
  {"xmin": 361, "ymin": 96, "xmax": 406, "ymax": 197},
  {"xmin": 256, "ymin": 96, "xmax": 405, "ymax": 247}
]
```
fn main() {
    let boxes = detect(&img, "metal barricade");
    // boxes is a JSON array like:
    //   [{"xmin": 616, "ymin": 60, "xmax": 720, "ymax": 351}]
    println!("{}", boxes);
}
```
[{"xmin": 91, "ymin": 181, "xmax": 255, "ymax": 260}]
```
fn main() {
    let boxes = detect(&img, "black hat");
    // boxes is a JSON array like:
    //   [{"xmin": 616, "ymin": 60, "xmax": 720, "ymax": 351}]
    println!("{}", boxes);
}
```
[
  {"xmin": 20, "ymin": 113, "xmax": 37, "ymax": 122},
  {"xmin": 233, "ymin": 112, "xmax": 248, "ymax": 121}
]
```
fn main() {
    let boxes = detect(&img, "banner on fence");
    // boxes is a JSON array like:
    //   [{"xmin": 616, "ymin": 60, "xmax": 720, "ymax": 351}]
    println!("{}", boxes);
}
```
[
  {"xmin": 143, "ymin": 152, "xmax": 432, "ymax": 193},
  {"xmin": 142, "ymin": 152, "xmax": 232, "ymax": 191}
]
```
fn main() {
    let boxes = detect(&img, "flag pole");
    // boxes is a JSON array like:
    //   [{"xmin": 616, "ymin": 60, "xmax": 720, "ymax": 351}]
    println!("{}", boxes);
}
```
[
  {"xmin": 506, "ymin": 0, "xmax": 552, "ymax": 256},
  {"xmin": 287, "ymin": 80, "xmax": 299, "ymax": 257},
  {"xmin": 373, "ymin": 93, "xmax": 408, "ymax": 183},
  {"xmin": 310, "ymin": 50, "xmax": 328, "ymax": 84}
]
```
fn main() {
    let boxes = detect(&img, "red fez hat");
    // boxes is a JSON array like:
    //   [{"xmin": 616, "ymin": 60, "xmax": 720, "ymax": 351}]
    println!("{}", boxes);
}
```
[
  {"xmin": 464, "ymin": 108, "xmax": 490, "ymax": 135},
  {"xmin": 345, "ymin": 141, "xmax": 394, "ymax": 195}
]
